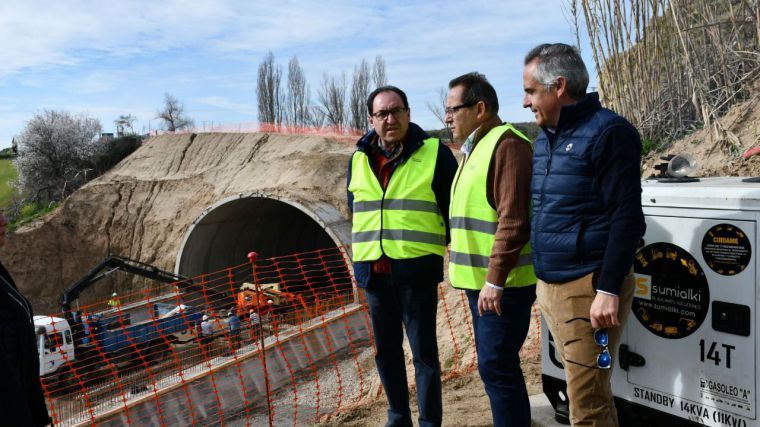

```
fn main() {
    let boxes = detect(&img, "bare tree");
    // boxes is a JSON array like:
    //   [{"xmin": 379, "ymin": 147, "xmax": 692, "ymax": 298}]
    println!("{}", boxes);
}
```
[
  {"xmin": 561, "ymin": 0, "xmax": 582, "ymax": 54},
  {"xmin": 426, "ymin": 87, "xmax": 453, "ymax": 142},
  {"xmin": 317, "ymin": 72, "xmax": 347, "ymax": 130},
  {"xmin": 372, "ymin": 55, "xmax": 388, "ymax": 87},
  {"xmin": 157, "ymin": 93, "xmax": 194, "ymax": 132},
  {"xmin": 426, "ymin": 87, "xmax": 448, "ymax": 128},
  {"xmin": 285, "ymin": 55, "xmax": 310, "ymax": 128},
  {"xmin": 257, "ymin": 51, "xmax": 284, "ymax": 128},
  {"xmin": 14, "ymin": 110, "xmax": 102, "ymax": 203},
  {"xmin": 114, "ymin": 114, "xmax": 137, "ymax": 136},
  {"xmin": 578, "ymin": 0, "xmax": 759, "ymax": 146},
  {"xmin": 349, "ymin": 59, "xmax": 371, "ymax": 132},
  {"xmin": 308, "ymin": 105, "xmax": 326, "ymax": 129}
]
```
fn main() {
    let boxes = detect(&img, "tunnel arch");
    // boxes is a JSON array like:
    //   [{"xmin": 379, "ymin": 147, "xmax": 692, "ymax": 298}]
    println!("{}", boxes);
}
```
[{"xmin": 175, "ymin": 192, "xmax": 351, "ymax": 278}]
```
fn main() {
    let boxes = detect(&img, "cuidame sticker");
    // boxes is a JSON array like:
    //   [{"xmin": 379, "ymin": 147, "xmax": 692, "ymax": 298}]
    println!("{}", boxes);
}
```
[
  {"xmin": 702, "ymin": 224, "xmax": 751, "ymax": 276},
  {"xmin": 633, "ymin": 242, "xmax": 709, "ymax": 339}
]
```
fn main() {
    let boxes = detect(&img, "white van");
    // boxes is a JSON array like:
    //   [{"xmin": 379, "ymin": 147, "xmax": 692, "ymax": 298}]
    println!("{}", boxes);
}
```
[{"xmin": 35, "ymin": 315, "xmax": 75, "ymax": 377}]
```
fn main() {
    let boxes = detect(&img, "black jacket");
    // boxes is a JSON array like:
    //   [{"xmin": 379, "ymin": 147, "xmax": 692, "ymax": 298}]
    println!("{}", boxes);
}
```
[
  {"xmin": 347, "ymin": 123, "xmax": 458, "ymax": 288},
  {"xmin": 0, "ymin": 261, "xmax": 51, "ymax": 426}
]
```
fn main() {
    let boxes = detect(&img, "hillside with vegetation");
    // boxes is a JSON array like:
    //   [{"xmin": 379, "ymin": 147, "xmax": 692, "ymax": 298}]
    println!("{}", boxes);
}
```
[
  {"xmin": 575, "ymin": 0, "xmax": 758, "ymax": 175},
  {"xmin": 0, "ymin": 148, "xmax": 17, "ymax": 208}
]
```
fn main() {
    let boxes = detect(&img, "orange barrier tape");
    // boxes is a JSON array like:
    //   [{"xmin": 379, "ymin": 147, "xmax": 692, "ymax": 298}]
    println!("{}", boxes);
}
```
[{"xmin": 39, "ymin": 247, "xmax": 541, "ymax": 426}]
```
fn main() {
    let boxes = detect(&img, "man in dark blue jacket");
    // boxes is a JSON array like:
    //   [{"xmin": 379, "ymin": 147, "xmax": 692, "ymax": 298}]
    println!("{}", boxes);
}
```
[
  {"xmin": 523, "ymin": 43, "xmax": 645, "ymax": 426},
  {"xmin": 347, "ymin": 86, "xmax": 457, "ymax": 427}
]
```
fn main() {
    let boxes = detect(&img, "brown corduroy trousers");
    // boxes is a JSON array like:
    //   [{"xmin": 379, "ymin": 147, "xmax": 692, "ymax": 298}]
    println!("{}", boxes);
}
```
[{"xmin": 537, "ymin": 270, "xmax": 635, "ymax": 427}]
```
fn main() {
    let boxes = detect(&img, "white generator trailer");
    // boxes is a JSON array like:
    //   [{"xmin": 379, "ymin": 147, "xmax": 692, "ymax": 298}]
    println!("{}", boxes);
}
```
[{"xmin": 543, "ymin": 177, "xmax": 758, "ymax": 427}]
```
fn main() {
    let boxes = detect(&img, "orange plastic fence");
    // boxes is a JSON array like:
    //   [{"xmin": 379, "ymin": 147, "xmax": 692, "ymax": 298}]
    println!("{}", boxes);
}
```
[
  {"xmin": 151, "ymin": 121, "xmax": 365, "ymax": 144},
  {"xmin": 37, "ymin": 247, "xmax": 541, "ymax": 426}
]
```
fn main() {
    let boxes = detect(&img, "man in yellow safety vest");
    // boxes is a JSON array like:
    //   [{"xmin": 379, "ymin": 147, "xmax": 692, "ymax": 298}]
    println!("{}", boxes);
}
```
[
  {"xmin": 446, "ymin": 72, "xmax": 537, "ymax": 427},
  {"xmin": 107, "ymin": 292, "xmax": 121, "ymax": 311},
  {"xmin": 347, "ymin": 85, "xmax": 457, "ymax": 427}
]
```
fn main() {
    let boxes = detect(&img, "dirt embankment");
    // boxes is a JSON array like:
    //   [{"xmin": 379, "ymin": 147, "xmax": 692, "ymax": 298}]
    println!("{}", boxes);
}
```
[
  {"xmin": 1, "ymin": 132, "xmax": 354, "ymax": 313},
  {"xmin": 643, "ymin": 89, "xmax": 760, "ymax": 177}
]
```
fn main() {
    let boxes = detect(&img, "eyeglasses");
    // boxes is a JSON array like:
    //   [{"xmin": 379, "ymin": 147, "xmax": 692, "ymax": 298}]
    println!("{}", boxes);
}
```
[
  {"xmin": 371, "ymin": 107, "xmax": 409, "ymax": 121},
  {"xmin": 444, "ymin": 102, "xmax": 476, "ymax": 116},
  {"xmin": 594, "ymin": 329, "xmax": 611, "ymax": 369}
]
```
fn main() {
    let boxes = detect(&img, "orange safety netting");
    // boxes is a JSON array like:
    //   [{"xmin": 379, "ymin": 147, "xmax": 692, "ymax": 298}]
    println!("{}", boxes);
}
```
[
  {"xmin": 37, "ymin": 247, "xmax": 541, "ymax": 427},
  {"xmin": 150, "ymin": 122, "xmax": 365, "ymax": 144}
]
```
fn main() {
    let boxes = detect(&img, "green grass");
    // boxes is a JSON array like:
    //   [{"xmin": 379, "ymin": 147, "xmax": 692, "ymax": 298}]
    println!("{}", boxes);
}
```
[
  {"xmin": 0, "ymin": 154, "xmax": 61, "ymax": 228},
  {"xmin": 8, "ymin": 202, "xmax": 59, "ymax": 231},
  {"xmin": 0, "ymin": 158, "xmax": 18, "ymax": 208},
  {"xmin": 641, "ymin": 138, "xmax": 657, "ymax": 157}
]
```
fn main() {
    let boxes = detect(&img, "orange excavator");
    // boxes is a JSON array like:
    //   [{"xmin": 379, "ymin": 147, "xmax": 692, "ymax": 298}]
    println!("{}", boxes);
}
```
[{"xmin": 235, "ymin": 282, "xmax": 311, "ymax": 318}]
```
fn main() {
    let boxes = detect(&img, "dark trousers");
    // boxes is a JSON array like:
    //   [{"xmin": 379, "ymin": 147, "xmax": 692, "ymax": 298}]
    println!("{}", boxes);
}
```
[
  {"xmin": 466, "ymin": 285, "xmax": 536, "ymax": 427},
  {"xmin": 364, "ymin": 275, "xmax": 442, "ymax": 427}
]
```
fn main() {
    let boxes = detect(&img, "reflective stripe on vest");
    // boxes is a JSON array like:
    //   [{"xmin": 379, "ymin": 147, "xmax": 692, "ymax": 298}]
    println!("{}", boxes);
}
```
[
  {"xmin": 449, "ymin": 124, "xmax": 537, "ymax": 290},
  {"xmin": 349, "ymin": 137, "xmax": 446, "ymax": 261}
]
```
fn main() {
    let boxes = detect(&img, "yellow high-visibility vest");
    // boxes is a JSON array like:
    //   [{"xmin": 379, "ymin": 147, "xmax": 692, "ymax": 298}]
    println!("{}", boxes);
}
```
[
  {"xmin": 349, "ymin": 138, "xmax": 446, "ymax": 261},
  {"xmin": 449, "ymin": 124, "xmax": 536, "ymax": 290}
]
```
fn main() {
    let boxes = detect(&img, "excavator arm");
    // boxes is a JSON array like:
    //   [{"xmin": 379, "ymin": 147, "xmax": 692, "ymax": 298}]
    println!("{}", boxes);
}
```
[{"xmin": 59, "ymin": 255, "xmax": 229, "ymax": 313}]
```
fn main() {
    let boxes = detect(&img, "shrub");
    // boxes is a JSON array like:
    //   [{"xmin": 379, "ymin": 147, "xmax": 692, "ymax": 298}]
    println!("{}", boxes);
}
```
[{"xmin": 93, "ymin": 135, "xmax": 142, "ymax": 173}]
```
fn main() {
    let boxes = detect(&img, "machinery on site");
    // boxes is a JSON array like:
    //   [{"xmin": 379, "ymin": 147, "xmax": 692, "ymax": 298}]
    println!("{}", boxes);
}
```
[
  {"xmin": 36, "ymin": 254, "xmax": 323, "ymax": 394},
  {"xmin": 35, "ymin": 255, "xmax": 215, "ymax": 390},
  {"xmin": 542, "ymin": 156, "xmax": 758, "ymax": 426},
  {"xmin": 235, "ymin": 281, "xmax": 311, "ymax": 318}
]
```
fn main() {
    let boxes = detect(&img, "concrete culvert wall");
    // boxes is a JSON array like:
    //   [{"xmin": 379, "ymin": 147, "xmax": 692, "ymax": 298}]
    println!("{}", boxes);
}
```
[{"xmin": 177, "ymin": 193, "xmax": 346, "ymax": 277}]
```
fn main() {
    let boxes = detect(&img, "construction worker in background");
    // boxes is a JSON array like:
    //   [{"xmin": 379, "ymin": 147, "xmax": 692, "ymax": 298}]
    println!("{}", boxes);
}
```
[
  {"xmin": 249, "ymin": 309, "xmax": 260, "ymax": 327},
  {"xmin": 347, "ymin": 85, "xmax": 457, "ymax": 427},
  {"xmin": 200, "ymin": 314, "xmax": 213, "ymax": 353},
  {"xmin": 446, "ymin": 72, "xmax": 537, "ymax": 427},
  {"xmin": 107, "ymin": 292, "xmax": 120, "ymax": 311},
  {"xmin": 248, "ymin": 309, "xmax": 260, "ymax": 342},
  {"xmin": 227, "ymin": 309, "xmax": 241, "ymax": 350}
]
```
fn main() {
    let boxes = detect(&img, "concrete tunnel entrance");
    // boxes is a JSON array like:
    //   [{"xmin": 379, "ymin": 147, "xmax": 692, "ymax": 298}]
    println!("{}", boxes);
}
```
[{"xmin": 176, "ymin": 193, "xmax": 351, "ymax": 279}]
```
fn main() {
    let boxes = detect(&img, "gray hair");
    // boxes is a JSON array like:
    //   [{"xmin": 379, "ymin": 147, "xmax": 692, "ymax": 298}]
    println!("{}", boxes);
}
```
[{"xmin": 524, "ymin": 43, "xmax": 589, "ymax": 100}]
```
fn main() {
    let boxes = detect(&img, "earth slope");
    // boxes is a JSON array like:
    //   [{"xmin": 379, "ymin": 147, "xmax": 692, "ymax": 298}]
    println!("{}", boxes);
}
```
[{"xmin": 1, "ymin": 132, "xmax": 353, "ymax": 313}]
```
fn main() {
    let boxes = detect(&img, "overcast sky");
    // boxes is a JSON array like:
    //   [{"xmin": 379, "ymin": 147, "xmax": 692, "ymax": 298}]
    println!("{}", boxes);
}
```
[{"xmin": 0, "ymin": 0, "xmax": 595, "ymax": 147}]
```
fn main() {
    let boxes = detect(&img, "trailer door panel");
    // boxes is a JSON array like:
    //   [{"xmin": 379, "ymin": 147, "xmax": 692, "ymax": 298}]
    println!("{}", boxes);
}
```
[{"xmin": 625, "ymin": 214, "xmax": 756, "ymax": 422}]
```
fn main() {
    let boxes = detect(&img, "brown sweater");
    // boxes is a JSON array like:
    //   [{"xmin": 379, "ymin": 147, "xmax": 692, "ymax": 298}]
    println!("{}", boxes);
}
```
[{"xmin": 465, "ymin": 116, "xmax": 533, "ymax": 286}]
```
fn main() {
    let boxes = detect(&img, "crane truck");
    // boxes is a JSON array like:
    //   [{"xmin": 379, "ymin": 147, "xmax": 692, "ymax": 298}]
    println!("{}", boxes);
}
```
[{"xmin": 35, "ymin": 255, "xmax": 218, "ymax": 392}]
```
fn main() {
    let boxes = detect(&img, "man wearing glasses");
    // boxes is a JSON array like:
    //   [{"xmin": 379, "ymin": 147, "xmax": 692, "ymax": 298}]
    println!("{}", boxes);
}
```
[
  {"xmin": 347, "ymin": 85, "xmax": 457, "ymax": 427},
  {"xmin": 523, "ymin": 43, "xmax": 645, "ymax": 426},
  {"xmin": 446, "ymin": 72, "xmax": 536, "ymax": 427}
]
